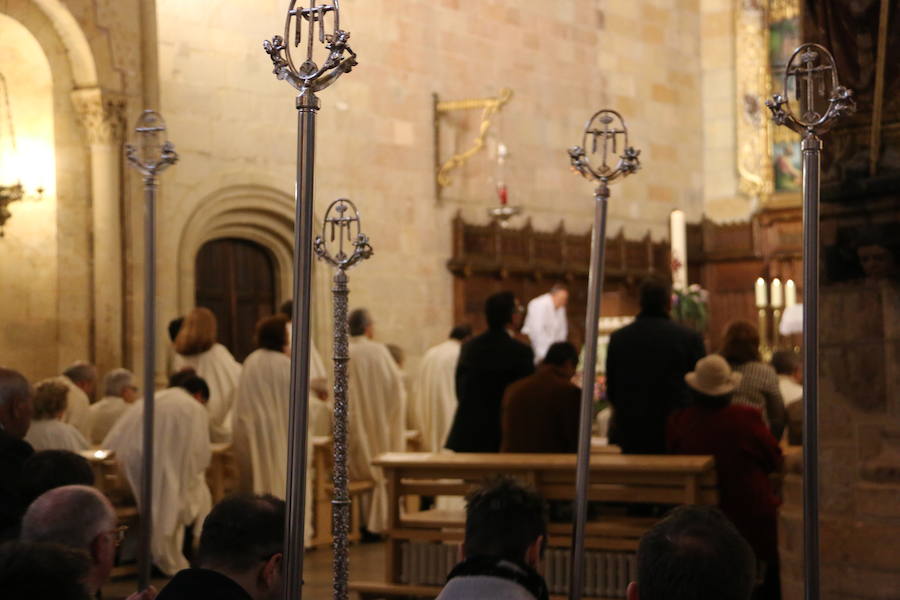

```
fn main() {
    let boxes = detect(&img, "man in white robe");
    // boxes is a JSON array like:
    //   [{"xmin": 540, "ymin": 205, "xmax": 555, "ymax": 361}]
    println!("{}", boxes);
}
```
[
  {"xmin": 346, "ymin": 309, "xmax": 407, "ymax": 535},
  {"xmin": 61, "ymin": 362, "xmax": 97, "ymax": 439},
  {"xmin": 411, "ymin": 325, "xmax": 472, "ymax": 452},
  {"xmin": 103, "ymin": 377, "xmax": 212, "ymax": 576},
  {"xmin": 89, "ymin": 368, "xmax": 139, "ymax": 444},
  {"xmin": 173, "ymin": 342, "xmax": 242, "ymax": 443},
  {"xmin": 521, "ymin": 284, "xmax": 569, "ymax": 363},
  {"xmin": 231, "ymin": 314, "xmax": 324, "ymax": 546}
]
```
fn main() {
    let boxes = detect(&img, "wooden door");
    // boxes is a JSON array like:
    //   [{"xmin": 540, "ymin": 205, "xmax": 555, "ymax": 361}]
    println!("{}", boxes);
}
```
[{"xmin": 195, "ymin": 238, "xmax": 276, "ymax": 361}]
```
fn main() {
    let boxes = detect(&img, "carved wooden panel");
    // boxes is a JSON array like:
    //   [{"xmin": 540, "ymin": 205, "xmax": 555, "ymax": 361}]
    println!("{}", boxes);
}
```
[{"xmin": 448, "ymin": 213, "xmax": 671, "ymax": 349}]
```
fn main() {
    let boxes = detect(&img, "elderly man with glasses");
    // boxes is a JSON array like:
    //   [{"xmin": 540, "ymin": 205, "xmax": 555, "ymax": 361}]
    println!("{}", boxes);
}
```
[{"xmin": 20, "ymin": 484, "xmax": 154, "ymax": 599}]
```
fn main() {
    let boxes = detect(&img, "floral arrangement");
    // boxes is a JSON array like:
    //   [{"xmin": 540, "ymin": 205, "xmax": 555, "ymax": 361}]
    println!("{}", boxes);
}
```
[{"xmin": 672, "ymin": 284, "xmax": 710, "ymax": 332}]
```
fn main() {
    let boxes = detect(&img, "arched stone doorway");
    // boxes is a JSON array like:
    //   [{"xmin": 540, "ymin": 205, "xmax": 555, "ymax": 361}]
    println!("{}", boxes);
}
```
[{"xmin": 195, "ymin": 237, "xmax": 277, "ymax": 362}]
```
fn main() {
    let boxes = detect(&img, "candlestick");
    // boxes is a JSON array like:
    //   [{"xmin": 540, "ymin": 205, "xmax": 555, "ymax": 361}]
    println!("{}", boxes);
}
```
[
  {"xmin": 670, "ymin": 209, "xmax": 687, "ymax": 291},
  {"xmin": 771, "ymin": 278, "xmax": 783, "ymax": 308},
  {"xmin": 755, "ymin": 277, "xmax": 767, "ymax": 308},
  {"xmin": 785, "ymin": 279, "xmax": 797, "ymax": 307}
]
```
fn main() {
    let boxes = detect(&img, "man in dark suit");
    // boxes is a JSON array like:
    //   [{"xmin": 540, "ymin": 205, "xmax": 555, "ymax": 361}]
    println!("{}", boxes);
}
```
[
  {"xmin": 0, "ymin": 367, "xmax": 35, "ymax": 541},
  {"xmin": 157, "ymin": 494, "xmax": 285, "ymax": 600},
  {"xmin": 445, "ymin": 292, "xmax": 534, "ymax": 453},
  {"xmin": 606, "ymin": 277, "xmax": 705, "ymax": 454},
  {"xmin": 501, "ymin": 341, "xmax": 581, "ymax": 453}
]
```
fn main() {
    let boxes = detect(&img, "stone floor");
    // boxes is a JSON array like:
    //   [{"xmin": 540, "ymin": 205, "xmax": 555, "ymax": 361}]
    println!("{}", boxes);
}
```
[{"xmin": 102, "ymin": 542, "xmax": 386, "ymax": 599}]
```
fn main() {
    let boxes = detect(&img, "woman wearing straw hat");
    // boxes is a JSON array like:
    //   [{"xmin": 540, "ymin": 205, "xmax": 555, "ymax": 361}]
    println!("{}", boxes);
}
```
[{"xmin": 668, "ymin": 354, "xmax": 784, "ymax": 600}]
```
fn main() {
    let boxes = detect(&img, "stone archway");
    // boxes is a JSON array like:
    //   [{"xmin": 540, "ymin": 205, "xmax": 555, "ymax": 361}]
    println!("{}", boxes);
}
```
[{"xmin": 177, "ymin": 183, "xmax": 332, "ymax": 353}]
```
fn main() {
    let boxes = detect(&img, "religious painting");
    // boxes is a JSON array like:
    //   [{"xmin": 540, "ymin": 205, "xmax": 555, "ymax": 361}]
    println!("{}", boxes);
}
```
[
  {"xmin": 734, "ymin": 0, "xmax": 803, "ymax": 205},
  {"xmin": 772, "ymin": 140, "xmax": 802, "ymax": 192},
  {"xmin": 767, "ymin": 1, "xmax": 802, "ymax": 195}
]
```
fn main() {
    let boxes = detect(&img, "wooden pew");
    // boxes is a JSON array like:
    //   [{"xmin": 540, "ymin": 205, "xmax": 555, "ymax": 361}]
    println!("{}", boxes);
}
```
[{"xmin": 350, "ymin": 452, "xmax": 717, "ymax": 600}]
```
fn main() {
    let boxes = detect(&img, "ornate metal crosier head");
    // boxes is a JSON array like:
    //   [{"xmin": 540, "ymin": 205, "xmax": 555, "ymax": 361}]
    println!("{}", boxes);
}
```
[
  {"xmin": 569, "ymin": 109, "xmax": 640, "ymax": 192},
  {"xmin": 124, "ymin": 110, "xmax": 178, "ymax": 177},
  {"xmin": 314, "ymin": 198, "xmax": 373, "ymax": 270},
  {"xmin": 263, "ymin": 0, "xmax": 357, "ymax": 97},
  {"xmin": 766, "ymin": 43, "xmax": 855, "ymax": 136}
]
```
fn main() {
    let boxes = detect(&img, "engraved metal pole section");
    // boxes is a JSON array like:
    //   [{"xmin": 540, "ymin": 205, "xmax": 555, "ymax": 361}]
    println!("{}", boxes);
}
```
[
  {"xmin": 314, "ymin": 199, "xmax": 373, "ymax": 600},
  {"xmin": 766, "ymin": 44, "xmax": 854, "ymax": 600},
  {"xmin": 124, "ymin": 110, "xmax": 178, "ymax": 593},
  {"xmin": 567, "ymin": 111, "xmax": 640, "ymax": 600},
  {"xmin": 263, "ymin": 4, "xmax": 356, "ymax": 597}
]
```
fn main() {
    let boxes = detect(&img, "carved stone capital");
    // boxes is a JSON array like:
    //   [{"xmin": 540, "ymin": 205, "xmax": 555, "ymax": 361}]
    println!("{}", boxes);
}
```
[{"xmin": 71, "ymin": 88, "xmax": 127, "ymax": 145}]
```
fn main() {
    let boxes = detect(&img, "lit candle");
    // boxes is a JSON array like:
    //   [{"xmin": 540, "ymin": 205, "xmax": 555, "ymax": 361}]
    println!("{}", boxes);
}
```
[
  {"xmin": 785, "ymin": 279, "xmax": 796, "ymax": 307},
  {"xmin": 755, "ymin": 277, "xmax": 767, "ymax": 308},
  {"xmin": 770, "ymin": 278, "xmax": 783, "ymax": 308},
  {"xmin": 670, "ymin": 210, "xmax": 688, "ymax": 291}
]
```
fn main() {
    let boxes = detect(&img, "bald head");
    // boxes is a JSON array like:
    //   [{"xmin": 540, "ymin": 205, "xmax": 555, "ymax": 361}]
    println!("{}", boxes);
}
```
[{"xmin": 21, "ymin": 485, "xmax": 115, "ymax": 550}]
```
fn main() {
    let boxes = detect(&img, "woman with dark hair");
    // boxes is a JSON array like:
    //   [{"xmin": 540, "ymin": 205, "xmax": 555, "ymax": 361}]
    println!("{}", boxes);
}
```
[
  {"xmin": 173, "ymin": 307, "xmax": 242, "ymax": 443},
  {"xmin": 668, "ymin": 354, "xmax": 783, "ymax": 600},
  {"xmin": 720, "ymin": 320, "xmax": 786, "ymax": 439}
]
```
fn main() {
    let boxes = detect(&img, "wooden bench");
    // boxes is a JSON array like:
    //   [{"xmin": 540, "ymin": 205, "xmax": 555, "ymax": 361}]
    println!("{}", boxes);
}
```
[
  {"xmin": 308, "ymin": 431, "xmax": 423, "ymax": 548},
  {"xmin": 350, "ymin": 452, "xmax": 717, "ymax": 600}
]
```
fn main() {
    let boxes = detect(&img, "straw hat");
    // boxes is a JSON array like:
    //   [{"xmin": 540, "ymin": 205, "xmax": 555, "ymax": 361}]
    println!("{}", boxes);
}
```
[{"xmin": 685, "ymin": 355, "xmax": 742, "ymax": 397}]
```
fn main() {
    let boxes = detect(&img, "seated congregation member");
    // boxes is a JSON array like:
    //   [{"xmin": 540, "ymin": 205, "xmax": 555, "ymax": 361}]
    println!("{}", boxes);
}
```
[
  {"xmin": 605, "ymin": 276, "xmax": 705, "ymax": 454},
  {"xmin": 157, "ymin": 494, "xmax": 285, "ymax": 600},
  {"xmin": 667, "ymin": 355, "xmax": 783, "ymax": 599},
  {"xmin": 25, "ymin": 378, "xmax": 90, "ymax": 453},
  {"xmin": 627, "ymin": 505, "xmax": 756, "ymax": 600},
  {"xmin": 88, "ymin": 368, "xmax": 139, "ymax": 444},
  {"xmin": 501, "ymin": 341, "xmax": 580, "ymax": 453},
  {"xmin": 437, "ymin": 477, "xmax": 549, "ymax": 600},
  {"xmin": 60, "ymin": 361, "xmax": 97, "ymax": 439},
  {"xmin": 721, "ymin": 321, "xmax": 786, "ymax": 439},
  {"xmin": 103, "ymin": 372, "xmax": 213, "ymax": 576},
  {"xmin": 174, "ymin": 307, "xmax": 243, "ymax": 443},
  {"xmin": 231, "ymin": 315, "xmax": 316, "ymax": 545},
  {"xmin": 19, "ymin": 450, "xmax": 94, "ymax": 507},
  {"xmin": 20, "ymin": 485, "xmax": 155, "ymax": 600},
  {"xmin": 771, "ymin": 350, "xmax": 802, "ymax": 408},
  {"xmin": 0, "ymin": 541, "xmax": 93, "ymax": 600},
  {"xmin": 0, "ymin": 367, "xmax": 34, "ymax": 540},
  {"xmin": 347, "ymin": 308, "xmax": 407, "ymax": 536},
  {"xmin": 446, "ymin": 292, "xmax": 534, "ymax": 453},
  {"xmin": 411, "ymin": 324, "xmax": 472, "ymax": 453}
]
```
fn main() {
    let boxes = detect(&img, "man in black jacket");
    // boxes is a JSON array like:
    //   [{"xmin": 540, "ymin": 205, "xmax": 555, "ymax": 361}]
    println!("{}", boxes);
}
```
[
  {"xmin": 606, "ymin": 277, "xmax": 705, "ymax": 454},
  {"xmin": 445, "ymin": 292, "xmax": 534, "ymax": 452},
  {"xmin": 0, "ymin": 367, "xmax": 34, "ymax": 541},
  {"xmin": 157, "ymin": 494, "xmax": 285, "ymax": 600}
]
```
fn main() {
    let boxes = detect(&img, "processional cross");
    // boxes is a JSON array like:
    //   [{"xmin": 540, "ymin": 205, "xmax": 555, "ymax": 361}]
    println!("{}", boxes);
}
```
[
  {"xmin": 790, "ymin": 49, "xmax": 836, "ymax": 123},
  {"xmin": 586, "ymin": 113, "xmax": 627, "ymax": 172}
]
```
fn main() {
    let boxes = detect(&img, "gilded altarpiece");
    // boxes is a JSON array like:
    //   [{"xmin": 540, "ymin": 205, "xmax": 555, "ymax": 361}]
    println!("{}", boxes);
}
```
[{"xmin": 736, "ymin": 0, "xmax": 802, "ymax": 208}]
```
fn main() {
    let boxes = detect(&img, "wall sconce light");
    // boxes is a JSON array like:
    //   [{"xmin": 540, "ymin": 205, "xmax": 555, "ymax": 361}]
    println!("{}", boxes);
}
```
[{"xmin": 0, "ymin": 72, "xmax": 45, "ymax": 237}]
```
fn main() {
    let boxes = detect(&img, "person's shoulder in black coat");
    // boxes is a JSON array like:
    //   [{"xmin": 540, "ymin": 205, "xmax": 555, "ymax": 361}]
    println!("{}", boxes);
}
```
[{"xmin": 0, "ymin": 428, "xmax": 34, "ymax": 541}]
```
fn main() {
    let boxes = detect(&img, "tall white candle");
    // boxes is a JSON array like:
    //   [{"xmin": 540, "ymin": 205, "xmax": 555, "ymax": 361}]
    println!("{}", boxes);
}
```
[
  {"xmin": 670, "ymin": 210, "xmax": 688, "ymax": 291},
  {"xmin": 770, "ymin": 278, "xmax": 783, "ymax": 308},
  {"xmin": 785, "ymin": 279, "xmax": 797, "ymax": 307},
  {"xmin": 755, "ymin": 277, "xmax": 767, "ymax": 308}
]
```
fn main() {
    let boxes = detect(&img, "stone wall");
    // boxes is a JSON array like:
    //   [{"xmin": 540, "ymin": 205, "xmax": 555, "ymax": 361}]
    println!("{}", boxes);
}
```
[
  {"xmin": 779, "ymin": 201, "xmax": 900, "ymax": 600},
  {"xmin": 153, "ymin": 0, "xmax": 705, "ymax": 368}
]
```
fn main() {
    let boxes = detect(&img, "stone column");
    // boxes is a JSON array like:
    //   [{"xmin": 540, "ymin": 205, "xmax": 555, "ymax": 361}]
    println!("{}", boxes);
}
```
[{"xmin": 71, "ymin": 88, "xmax": 126, "ymax": 375}]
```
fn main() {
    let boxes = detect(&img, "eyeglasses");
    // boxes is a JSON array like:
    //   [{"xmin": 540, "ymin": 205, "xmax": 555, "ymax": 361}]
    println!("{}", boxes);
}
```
[{"xmin": 106, "ymin": 524, "xmax": 128, "ymax": 547}]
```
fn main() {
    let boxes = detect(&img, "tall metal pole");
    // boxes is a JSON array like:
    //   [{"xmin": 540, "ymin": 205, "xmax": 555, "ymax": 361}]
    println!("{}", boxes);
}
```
[
  {"xmin": 767, "ymin": 44, "xmax": 854, "ymax": 600},
  {"xmin": 125, "ymin": 110, "xmax": 178, "ymax": 593},
  {"xmin": 264, "ymin": 4, "xmax": 356, "ymax": 598},
  {"xmin": 567, "ymin": 111, "xmax": 640, "ymax": 600},
  {"xmin": 314, "ymin": 198, "xmax": 373, "ymax": 600}
]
